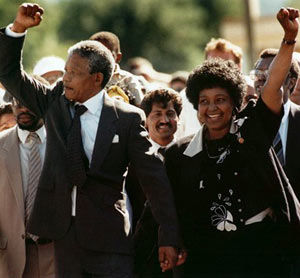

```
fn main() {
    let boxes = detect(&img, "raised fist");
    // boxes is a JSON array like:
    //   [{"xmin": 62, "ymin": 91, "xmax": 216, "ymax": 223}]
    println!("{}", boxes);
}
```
[
  {"xmin": 11, "ymin": 3, "xmax": 44, "ymax": 33},
  {"xmin": 277, "ymin": 7, "xmax": 299, "ymax": 41}
]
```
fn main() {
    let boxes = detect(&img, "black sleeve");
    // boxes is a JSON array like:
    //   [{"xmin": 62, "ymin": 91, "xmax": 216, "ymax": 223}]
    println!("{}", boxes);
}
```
[{"xmin": 241, "ymin": 97, "xmax": 283, "ymax": 144}]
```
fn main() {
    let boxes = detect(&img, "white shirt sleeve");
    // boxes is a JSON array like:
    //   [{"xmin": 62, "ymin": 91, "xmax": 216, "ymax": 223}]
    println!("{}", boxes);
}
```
[{"xmin": 5, "ymin": 23, "xmax": 27, "ymax": 37}]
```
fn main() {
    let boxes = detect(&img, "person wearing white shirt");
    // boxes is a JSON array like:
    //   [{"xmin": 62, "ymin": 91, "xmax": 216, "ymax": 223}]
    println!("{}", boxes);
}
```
[
  {"xmin": 0, "ymin": 95, "xmax": 54, "ymax": 278},
  {"xmin": 253, "ymin": 49, "xmax": 300, "ymax": 277},
  {"xmin": 253, "ymin": 48, "xmax": 300, "ymax": 195}
]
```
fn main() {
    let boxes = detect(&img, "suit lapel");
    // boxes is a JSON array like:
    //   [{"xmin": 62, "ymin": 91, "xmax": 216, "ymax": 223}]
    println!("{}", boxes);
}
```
[
  {"xmin": 89, "ymin": 94, "xmax": 118, "ymax": 172},
  {"xmin": 2, "ymin": 128, "xmax": 25, "ymax": 221}
]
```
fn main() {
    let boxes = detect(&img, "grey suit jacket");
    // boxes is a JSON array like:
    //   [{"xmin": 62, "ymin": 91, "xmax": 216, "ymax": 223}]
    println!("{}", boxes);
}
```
[
  {"xmin": 0, "ymin": 126, "xmax": 55, "ymax": 278},
  {"xmin": 0, "ymin": 29, "xmax": 179, "ymax": 254},
  {"xmin": 0, "ymin": 127, "xmax": 26, "ymax": 278}
]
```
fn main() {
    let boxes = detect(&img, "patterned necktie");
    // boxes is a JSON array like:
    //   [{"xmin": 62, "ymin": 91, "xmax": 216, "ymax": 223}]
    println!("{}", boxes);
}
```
[
  {"xmin": 66, "ymin": 105, "xmax": 88, "ymax": 188},
  {"xmin": 25, "ymin": 132, "xmax": 42, "ymax": 240},
  {"xmin": 273, "ymin": 132, "xmax": 285, "ymax": 165}
]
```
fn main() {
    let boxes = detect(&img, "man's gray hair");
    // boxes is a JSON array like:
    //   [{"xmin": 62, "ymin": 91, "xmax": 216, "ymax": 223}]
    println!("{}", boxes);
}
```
[{"xmin": 68, "ymin": 40, "xmax": 115, "ymax": 88}]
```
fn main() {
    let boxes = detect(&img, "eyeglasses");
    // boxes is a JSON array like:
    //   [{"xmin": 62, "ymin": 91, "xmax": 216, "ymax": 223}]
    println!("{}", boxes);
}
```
[{"xmin": 250, "ymin": 69, "xmax": 269, "ymax": 82}]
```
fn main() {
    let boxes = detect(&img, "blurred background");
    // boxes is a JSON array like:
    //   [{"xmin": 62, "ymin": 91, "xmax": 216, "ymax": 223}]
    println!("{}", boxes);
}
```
[{"xmin": 0, "ymin": 0, "xmax": 299, "ymax": 74}]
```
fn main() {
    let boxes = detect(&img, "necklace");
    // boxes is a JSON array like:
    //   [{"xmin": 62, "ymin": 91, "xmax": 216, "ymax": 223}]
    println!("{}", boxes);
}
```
[{"xmin": 205, "ymin": 142, "xmax": 231, "ymax": 164}]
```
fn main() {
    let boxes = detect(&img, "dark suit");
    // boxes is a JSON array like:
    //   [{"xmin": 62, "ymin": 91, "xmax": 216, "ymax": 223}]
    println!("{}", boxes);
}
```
[
  {"xmin": 282, "ymin": 102, "xmax": 300, "ymax": 277},
  {"xmin": 285, "ymin": 102, "xmax": 300, "ymax": 199},
  {"xmin": 0, "ymin": 30, "xmax": 179, "ymax": 276}
]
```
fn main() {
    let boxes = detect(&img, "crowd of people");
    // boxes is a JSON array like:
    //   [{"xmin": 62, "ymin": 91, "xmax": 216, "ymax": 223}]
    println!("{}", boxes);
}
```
[{"xmin": 0, "ymin": 2, "xmax": 300, "ymax": 278}]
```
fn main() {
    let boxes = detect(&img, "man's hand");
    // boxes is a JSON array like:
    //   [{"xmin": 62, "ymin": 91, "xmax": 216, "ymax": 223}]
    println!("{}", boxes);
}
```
[
  {"xmin": 176, "ymin": 249, "xmax": 187, "ymax": 266},
  {"xmin": 277, "ymin": 7, "xmax": 299, "ymax": 41},
  {"xmin": 158, "ymin": 246, "xmax": 178, "ymax": 272},
  {"xmin": 11, "ymin": 3, "xmax": 44, "ymax": 33}
]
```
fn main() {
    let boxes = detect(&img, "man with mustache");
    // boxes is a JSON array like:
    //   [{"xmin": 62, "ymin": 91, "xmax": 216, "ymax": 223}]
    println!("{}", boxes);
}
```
[
  {"xmin": 0, "ymin": 92, "xmax": 55, "ymax": 277},
  {"xmin": 126, "ymin": 88, "xmax": 184, "ymax": 277}
]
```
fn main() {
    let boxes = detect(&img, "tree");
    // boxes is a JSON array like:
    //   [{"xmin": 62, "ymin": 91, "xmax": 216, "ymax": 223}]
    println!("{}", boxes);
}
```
[
  {"xmin": 57, "ymin": 0, "xmax": 213, "ymax": 72},
  {"xmin": 0, "ymin": 0, "xmax": 240, "ymax": 72}
]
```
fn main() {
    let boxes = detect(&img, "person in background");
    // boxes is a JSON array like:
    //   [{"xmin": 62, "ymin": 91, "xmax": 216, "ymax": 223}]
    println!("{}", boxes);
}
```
[
  {"xmin": 169, "ymin": 71, "xmax": 189, "ymax": 93},
  {"xmin": 290, "ymin": 76, "xmax": 300, "ymax": 105},
  {"xmin": 33, "ymin": 56, "xmax": 65, "ymax": 85},
  {"xmin": 0, "ymin": 103, "xmax": 16, "ymax": 131},
  {"xmin": 252, "ymin": 47, "xmax": 300, "ymax": 278},
  {"xmin": 89, "ymin": 31, "xmax": 144, "ymax": 106},
  {"xmin": 127, "ymin": 57, "xmax": 171, "ymax": 90},
  {"xmin": 0, "ymin": 84, "xmax": 54, "ymax": 277},
  {"xmin": 205, "ymin": 37, "xmax": 243, "ymax": 70}
]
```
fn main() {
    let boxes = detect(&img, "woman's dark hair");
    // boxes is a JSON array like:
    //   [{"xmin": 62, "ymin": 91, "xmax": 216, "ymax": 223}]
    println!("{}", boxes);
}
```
[{"xmin": 186, "ymin": 58, "xmax": 247, "ymax": 111}]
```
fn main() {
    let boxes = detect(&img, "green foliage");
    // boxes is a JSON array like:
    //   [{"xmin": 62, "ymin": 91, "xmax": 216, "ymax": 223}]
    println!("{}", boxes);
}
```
[
  {"xmin": 0, "ymin": 0, "xmax": 69, "ymax": 71},
  {"xmin": 57, "ymin": 0, "xmax": 208, "ymax": 72},
  {"xmin": 0, "ymin": 0, "xmax": 240, "ymax": 73}
]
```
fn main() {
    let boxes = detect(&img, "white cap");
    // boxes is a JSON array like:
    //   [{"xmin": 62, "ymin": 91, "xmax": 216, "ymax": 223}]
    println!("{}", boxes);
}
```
[{"xmin": 33, "ymin": 56, "xmax": 65, "ymax": 76}]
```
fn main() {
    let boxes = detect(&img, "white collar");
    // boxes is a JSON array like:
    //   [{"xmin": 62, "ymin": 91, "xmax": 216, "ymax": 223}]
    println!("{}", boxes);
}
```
[
  {"xmin": 282, "ymin": 99, "xmax": 291, "ymax": 122},
  {"xmin": 80, "ymin": 90, "xmax": 104, "ymax": 115},
  {"xmin": 183, "ymin": 117, "xmax": 246, "ymax": 157},
  {"xmin": 17, "ymin": 125, "xmax": 46, "ymax": 144},
  {"xmin": 149, "ymin": 138, "xmax": 176, "ymax": 150}
]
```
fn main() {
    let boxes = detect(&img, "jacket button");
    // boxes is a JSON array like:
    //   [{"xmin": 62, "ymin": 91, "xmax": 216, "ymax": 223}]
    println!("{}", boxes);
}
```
[{"xmin": 21, "ymin": 234, "xmax": 25, "ymax": 239}]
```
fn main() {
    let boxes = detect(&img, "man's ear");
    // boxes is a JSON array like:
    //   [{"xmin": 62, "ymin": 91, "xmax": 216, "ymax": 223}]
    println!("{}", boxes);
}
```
[
  {"xmin": 95, "ymin": 72, "xmax": 104, "ymax": 87},
  {"xmin": 288, "ymin": 77, "xmax": 297, "ymax": 93}
]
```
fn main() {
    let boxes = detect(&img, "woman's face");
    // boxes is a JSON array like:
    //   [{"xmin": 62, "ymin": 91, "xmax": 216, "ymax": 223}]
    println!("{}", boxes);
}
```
[{"xmin": 197, "ymin": 87, "xmax": 234, "ymax": 139}]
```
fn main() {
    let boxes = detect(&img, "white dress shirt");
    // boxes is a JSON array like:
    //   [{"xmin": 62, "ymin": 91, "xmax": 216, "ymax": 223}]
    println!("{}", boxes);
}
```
[
  {"xmin": 148, "ymin": 138, "xmax": 176, "ymax": 161},
  {"xmin": 71, "ymin": 92, "xmax": 103, "ymax": 216},
  {"xmin": 278, "ymin": 100, "xmax": 291, "ymax": 159},
  {"xmin": 70, "ymin": 92, "xmax": 132, "ymax": 222},
  {"xmin": 17, "ymin": 126, "xmax": 46, "ymax": 198}
]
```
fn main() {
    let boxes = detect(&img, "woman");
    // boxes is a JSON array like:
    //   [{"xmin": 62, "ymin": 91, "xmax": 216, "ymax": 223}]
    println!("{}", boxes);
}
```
[{"xmin": 165, "ymin": 8, "xmax": 300, "ymax": 277}]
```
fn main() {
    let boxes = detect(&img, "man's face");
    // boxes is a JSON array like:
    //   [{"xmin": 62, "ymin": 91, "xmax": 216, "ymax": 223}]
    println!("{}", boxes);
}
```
[
  {"xmin": 170, "ymin": 80, "xmax": 186, "ymax": 92},
  {"xmin": 253, "ymin": 56, "xmax": 273, "ymax": 95},
  {"xmin": 146, "ymin": 101, "xmax": 178, "ymax": 146},
  {"xmin": 42, "ymin": 70, "xmax": 64, "ymax": 85},
  {"xmin": 12, "ymin": 99, "xmax": 43, "ymax": 131},
  {"xmin": 63, "ymin": 53, "xmax": 103, "ymax": 103}
]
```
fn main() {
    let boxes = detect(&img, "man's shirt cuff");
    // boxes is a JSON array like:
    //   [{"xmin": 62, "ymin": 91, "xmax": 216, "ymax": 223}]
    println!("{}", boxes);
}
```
[{"xmin": 5, "ymin": 23, "xmax": 27, "ymax": 37}]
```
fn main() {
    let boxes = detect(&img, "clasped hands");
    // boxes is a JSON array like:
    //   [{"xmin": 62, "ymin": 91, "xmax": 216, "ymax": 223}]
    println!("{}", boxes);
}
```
[{"xmin": 158, "ymin": 246, "xmax": 187, "ymax": 272}]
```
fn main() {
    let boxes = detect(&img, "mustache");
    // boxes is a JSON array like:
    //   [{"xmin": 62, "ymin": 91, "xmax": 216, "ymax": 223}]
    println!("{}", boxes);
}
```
[
  {"xmin": 17, "ymin": 111, "xmax": 37, "ymax": 121},
  {"xmin": 158, "ymin": 123, "xmax": 172, "ymax": 128}
]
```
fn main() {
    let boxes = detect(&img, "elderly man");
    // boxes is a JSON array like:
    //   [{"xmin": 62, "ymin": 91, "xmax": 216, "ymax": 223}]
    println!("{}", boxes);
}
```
[{"xmin": 0, "ymin": 3, "xmax": 180, "ymax": 278}]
